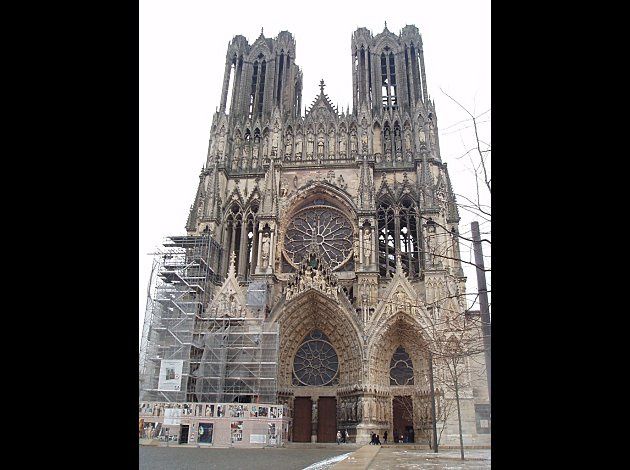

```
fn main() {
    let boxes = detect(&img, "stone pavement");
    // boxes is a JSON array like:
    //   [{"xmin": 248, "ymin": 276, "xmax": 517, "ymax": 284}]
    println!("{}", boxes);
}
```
[
  {"xmin": 139, "ymin": 443, "xmax": 491, "ymax": 469},
  {"xmin": 331, "ymin": 444, "xmax": 381, "ymax": 469},
  {"xmin": 139, "ymin": 446, "xmax": 351, "ymax": 470},
  {"xmin": 368, "ymin": 447, "xmax": 491, "ymax": 469}
]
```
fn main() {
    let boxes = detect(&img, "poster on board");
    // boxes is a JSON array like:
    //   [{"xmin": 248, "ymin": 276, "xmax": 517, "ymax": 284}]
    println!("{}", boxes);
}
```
[
  {"xmin": 163, "ymin": 407, "xmax": 182, "ymax": 425},
  {"xmin": 157, "ymin": 360, "xmax": 183, "ymax": 391}
]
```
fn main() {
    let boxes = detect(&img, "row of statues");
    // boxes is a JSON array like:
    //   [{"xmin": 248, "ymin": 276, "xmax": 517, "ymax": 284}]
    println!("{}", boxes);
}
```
[
  {"xmin": 338, "ymin": 396, "xmax": 388, "ymax": 423},
  {"xmin": 212, "ymin": 123, "xmax": 436, "ymax": 166},
  {"xmin": 284, "ymin": 265, "xmax": 339, "ymax": 302}
]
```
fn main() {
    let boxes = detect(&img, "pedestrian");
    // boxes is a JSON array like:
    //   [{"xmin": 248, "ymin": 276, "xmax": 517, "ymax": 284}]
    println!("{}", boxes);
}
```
[
  {"xmin": 376, "ymin": 434, "xmax": 381, "ymax": 445},
  {"xmin": 336, "ymin": 430, "xmax": 342, "ymax": 445},
  {"xmin": 370, "ymin": 432, "xmax": 376, "ymax": 445},
  {"xmin": 344, "ymin": 429, "xmax": 349, "ymax": 443},
  {"xmin": 383, "ymin": 430, "xmax": 388, "ymax": 444}
]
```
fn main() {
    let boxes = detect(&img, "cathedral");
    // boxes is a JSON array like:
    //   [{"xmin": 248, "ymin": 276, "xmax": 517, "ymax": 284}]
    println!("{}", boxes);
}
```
[{"xmin": 140, "ymin": 24, "xmax": 490, "ymax": 447}]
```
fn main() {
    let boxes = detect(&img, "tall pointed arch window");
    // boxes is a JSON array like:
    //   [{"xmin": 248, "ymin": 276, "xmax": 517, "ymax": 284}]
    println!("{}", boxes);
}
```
[
  {"xmin": 257, "ymin": 58, "xmax": 266, "ymax": 117},
  {"xmin": 381, "ymin": 48, "xmax": 397, "ymax": 110},
  {"xmin": 224, "ymin": 202, "xmax": 259, "ymax": 280},
  {"xmin": 377, "ymin": 201, "xmax": 396, "ymax": 276},
  {"xmin": 226, "ymin": 55, "xmax": 237, "ymax": 114},
  {"xmin": 381, "ymin": 52, "xmax": 388, "ymax": 108},
  {"xmin": 389, "ymin": 52, "xmax": 397, "ymax": 109},
  {"xmin": 377, "ymin": 198, "xmax": 421, "ymax": 277},
  {"xmin": 249, "ymin": 61, "xmax": 259, "ymax": 119},
  {"xmin": 276, "ymin": 52, "xmax": 285, "ymax": 106}
]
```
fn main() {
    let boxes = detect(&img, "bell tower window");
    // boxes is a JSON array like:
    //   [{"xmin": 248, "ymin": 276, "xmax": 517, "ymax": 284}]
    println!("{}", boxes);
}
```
[{"xmin": 249, "ymin": 61, "xmax": 259, "ymax": 119}]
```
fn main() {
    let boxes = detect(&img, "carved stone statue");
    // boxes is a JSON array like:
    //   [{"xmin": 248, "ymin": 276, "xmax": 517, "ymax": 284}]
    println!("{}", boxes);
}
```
[
  {"xmin": 218, "ymin": 292, "xmax": 228, "ymax": 313},
  {"xmin": 363, "ymin": 227, "xmax": 372, "ymax": 264},
  {"xmin": 295, "ymin": 135, "xmax": 303, "ymax": 159},
  {"xmin": 232, "ymin": 151, "xmax": 239, "ymax": 170},
  {"xmin": 307, "ymin": 133, "xmax": 314, "ymax": 158},
  {"xmin": 285, "ymin": 132, "xmax": 293, "ymax": 157},
  {"xmin": 361, "ymin": 132, "xmax": 368, "ymax": 153},
  {"xmin": 339, "ymin": 135, "xmax": 347, "ymax": 155},
  {"xmin": 328, "ymin": 130, "xmax": 335, "ymax": 158},
  {"xmin": 263, "ymin": 133, "xmax": 270, "ymax": 158},
  {"xmin": 317, "ymin": 139, "xmax": 324, "ymax": 157},
  {"xmin": 395, "ymin": 127, "xmax": 402, "ymax": 151},
  {"xmin": 350, "ymin": 130, "xmax": 358, "ymax": 154},
  {"xmin": 271, "ymin": 131, "xmax": 278, "ymax": 156},
  {"xmin": 428, "ymin": 120, "xmax": 437, "ymax": 148},
  {"xmin": 253, "ymin": 135, "xmax": 260, "ymax": 165},
  {"xmin": 337, "ymin": 174, "xmax": 347, "ymax": 190},
  {"xmin": 360, "ymin": 280, "xmax": 369, "ymax": 305},
  {"xmin": 217, "ymin": 130, "xmax": 226, "ymax": 157},
  {"xmin": 261, "ymin": 232, "xmax": 271, "ymax": 267},
  {"xmin": 418, "ymin": 126, "xmax": 426, "ymax": 143},
  {"xmin": 229, "ymin": 295, "xmax": 237, "ymax": 315}
]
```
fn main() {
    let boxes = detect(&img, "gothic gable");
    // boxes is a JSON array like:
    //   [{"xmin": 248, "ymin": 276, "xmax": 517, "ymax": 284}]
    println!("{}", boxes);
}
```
[
  {"xmin": 368, "ymin": 255, "xmax": 430, "ymax": 333},
  {"xmin": 206, "ymin": 253, "xmax": 253, "ymax": 318}
]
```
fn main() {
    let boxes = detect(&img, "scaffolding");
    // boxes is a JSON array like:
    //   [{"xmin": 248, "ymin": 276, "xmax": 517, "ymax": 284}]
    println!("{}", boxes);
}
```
[{"xmin": 139, "ymin": 234, "xmax": 279, "ymax": 404}]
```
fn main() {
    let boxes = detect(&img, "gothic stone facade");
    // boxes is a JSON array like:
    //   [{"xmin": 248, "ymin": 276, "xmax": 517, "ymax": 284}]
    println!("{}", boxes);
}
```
[{"xmin": 185, "ymin": 25, "xmax": 490, "ymax": 445}]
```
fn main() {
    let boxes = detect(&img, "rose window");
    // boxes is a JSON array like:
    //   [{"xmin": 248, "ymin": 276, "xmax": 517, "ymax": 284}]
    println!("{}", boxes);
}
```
[
  {"xmin": 292, "ymin": 330, "xmax": 339, "ymax": 386},
  {"xmin": 284, "ymin": 205, "xmax": 353, "ymax": 270}
]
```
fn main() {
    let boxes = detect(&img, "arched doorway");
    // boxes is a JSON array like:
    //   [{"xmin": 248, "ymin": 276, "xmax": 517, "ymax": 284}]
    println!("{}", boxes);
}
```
[
  {"xmin": 368, "ymin": 313, "xmax": 432, "ymax": 445},
  {"xmin": 274, "ymin": 288, "xmax": 363, "ymax": 442}
]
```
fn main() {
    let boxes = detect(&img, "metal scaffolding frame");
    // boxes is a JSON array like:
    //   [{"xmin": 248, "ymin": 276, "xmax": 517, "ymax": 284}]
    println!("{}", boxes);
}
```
[{"xmin": 139, "ymin": 234, "xmax": 279, "ymax": 404}]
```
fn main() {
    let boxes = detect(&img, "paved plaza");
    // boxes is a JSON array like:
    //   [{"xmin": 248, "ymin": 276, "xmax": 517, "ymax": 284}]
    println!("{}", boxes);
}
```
[
  {"xmin": 139, "ymin": 445, "xmax": 491, "ymax": 470},
  {"xmin": 367, "ymin": 448, "xmax": 491, "ymax": 469},
  {"xmin": 139, "ymin": 446, "xmax": 352, "ymax": 470}
]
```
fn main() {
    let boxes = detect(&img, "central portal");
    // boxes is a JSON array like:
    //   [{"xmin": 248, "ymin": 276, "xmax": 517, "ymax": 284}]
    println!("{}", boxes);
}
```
[
  {"xmin": 317, "ymin": 397, "xmax": 337, "ymax": 442},
  {"xmin": 393, "ymin": 396, "xmax": 415, "ymax": 443}
]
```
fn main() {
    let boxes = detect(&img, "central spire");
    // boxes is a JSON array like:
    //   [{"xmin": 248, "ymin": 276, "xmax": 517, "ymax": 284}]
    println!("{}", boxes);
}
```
[{"xmin": 319, "ymin": 79, "xmax": 325, "ymax": 94}]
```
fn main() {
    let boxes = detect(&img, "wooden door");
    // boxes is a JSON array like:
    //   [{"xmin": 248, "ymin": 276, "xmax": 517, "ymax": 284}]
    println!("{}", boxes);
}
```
[
  {"xmin": 317, "ymin": 397, "xmax": 337, "ymax": 443},
  {"xmin": 293, "ymin": 397, "xmax": 312, "ymax": 442},
  {"xmin": 393, "ymin": 396, "xmax": 414, "ymax": 443}
]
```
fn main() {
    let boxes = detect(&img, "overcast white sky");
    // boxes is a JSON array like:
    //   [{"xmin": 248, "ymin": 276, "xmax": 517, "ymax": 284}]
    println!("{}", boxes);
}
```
[{"xmin": 139, "ymin": 0, "xmax": 491, "ymax": 343}]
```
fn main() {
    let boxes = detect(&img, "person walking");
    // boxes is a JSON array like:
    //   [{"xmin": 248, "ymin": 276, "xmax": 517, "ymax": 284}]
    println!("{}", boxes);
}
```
[
  {"xmin": 344, "ymin": 429, "xmax": 349, "ymax": 443},
  {"xmin": 383, "ymin": 430, "xmax": 388, "ymax": 444},
  {"xmin": 376, "ymin": 434, "xmax": 381, "ymax": 445},
  {"xmin": 336, "ymin": 430, "xmax": 342, "ymax": 445}
]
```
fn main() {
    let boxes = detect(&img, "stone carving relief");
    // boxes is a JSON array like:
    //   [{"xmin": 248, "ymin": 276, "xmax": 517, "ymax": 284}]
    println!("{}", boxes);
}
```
[{"xmin": 284, "ymin": 263, "xmax": 340, "ymax": 302}]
